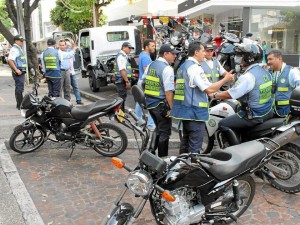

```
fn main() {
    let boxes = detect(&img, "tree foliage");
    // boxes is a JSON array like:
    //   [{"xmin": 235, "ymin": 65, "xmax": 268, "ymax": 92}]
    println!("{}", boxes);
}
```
[
  {"xmin": 0, "ymin": 0, "xmax": 40, "ymax": 81},
  {"xmin": 282, "ymin": 10, "xmax": 300, "ymax": 27},
  {"xmin": 50, "ymin": 0, "xmax": 111, "ymax": 35}
]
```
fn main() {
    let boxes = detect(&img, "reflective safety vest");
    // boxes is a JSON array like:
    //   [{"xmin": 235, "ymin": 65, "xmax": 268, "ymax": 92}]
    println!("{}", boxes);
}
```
[
  {"xmin": 271, "ymin": 65, "xmax": 292, "ymax": 117},
  {"xmin": 13, "ymin": 44, "xmax": 27, "ymax": 71},
  {"xmin": 114, "ymin": 52, "xmax": 132, "ymax": 83},
  {"xmin": 170, "ymin": 60, "xmax": 209, "ymax": 121},
  {"xmin": 144, "ymin": 60, "xmax": 169, "ymax": 108},
  {"xmin": 43, "ymin": 48, "xmax": 60, "ymax": 71},
  {"xmin": 200, "ymin": 58, "xmax": 221, "ymax": 83},
  {"xmin": 237, "ymin": 64, "xmax": 273, "ymax": 118}
]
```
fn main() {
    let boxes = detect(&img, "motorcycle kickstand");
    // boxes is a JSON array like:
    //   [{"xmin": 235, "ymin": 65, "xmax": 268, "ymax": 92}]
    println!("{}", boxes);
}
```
[{"xmin": 68, "ymin": 141, "xmax": 76, "ymax": 161}]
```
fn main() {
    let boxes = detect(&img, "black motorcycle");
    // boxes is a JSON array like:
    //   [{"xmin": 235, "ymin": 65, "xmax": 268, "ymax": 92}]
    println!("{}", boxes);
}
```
[
  {"xmin": 9, "ymin": 81, "xmax": 128, "ymax": 158},
  {"xmin": 102, "ymin": 119, "xmax": 300, "ymax": 224}
]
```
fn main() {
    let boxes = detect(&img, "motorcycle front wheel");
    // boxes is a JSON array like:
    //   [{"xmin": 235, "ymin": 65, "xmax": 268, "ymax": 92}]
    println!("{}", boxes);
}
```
[
  {"xmin": 269, "ymin": 143, "xmax": 300, "ymax": 193},
  {"xmin": 178, "ymin": 120, "xmax": 215, "ymax": 153},
  {"xmin": 9, "ymin": 124, "xmax": 46, "ymax": 153},
  {"xmin": 93, "ymin": 123, "xmax": 128, "ymax": 157}
]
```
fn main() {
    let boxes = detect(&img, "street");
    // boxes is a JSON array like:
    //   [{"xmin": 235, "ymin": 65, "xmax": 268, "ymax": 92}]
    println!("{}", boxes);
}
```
[{"xmin": 0, "ymin": 64, "xmax": 300, "ymax": 225}]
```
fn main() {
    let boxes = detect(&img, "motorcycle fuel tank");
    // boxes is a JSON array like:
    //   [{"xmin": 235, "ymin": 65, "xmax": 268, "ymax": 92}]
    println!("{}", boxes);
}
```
[{"xmin": 49, "ymin": 97, "xmax": 73, "ymax": 117}]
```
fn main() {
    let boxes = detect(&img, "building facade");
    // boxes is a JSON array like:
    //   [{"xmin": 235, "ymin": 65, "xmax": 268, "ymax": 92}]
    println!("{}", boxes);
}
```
[{"xmin": 178, "ymin": 0, "xmax": 300, "ymax": 66}]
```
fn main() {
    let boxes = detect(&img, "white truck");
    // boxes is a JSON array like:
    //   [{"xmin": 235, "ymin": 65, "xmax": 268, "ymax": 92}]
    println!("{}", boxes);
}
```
[{"xmin": 77, "ymin": 26, "xmax": 142, "ymax": 92}]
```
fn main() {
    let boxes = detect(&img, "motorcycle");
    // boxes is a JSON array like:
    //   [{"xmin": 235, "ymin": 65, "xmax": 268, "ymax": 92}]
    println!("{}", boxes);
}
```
[
  {"xmin": 9, "ymin": 76, "xmax": 128, "ymax": 158},
  {"xmin": 102, "ymin": 114, "xmax": 300, "ymax": 224}
]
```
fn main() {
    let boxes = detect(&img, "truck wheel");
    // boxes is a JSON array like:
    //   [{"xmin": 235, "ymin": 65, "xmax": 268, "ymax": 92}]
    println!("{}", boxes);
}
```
[{"xmin": 89, "ymin": 69, "xmax": 99, "ymax": 92}]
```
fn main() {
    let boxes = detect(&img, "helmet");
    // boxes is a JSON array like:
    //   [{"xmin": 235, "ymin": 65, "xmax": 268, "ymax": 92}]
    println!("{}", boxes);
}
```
[{"xmin": 233, "ymin": 43, "xmax": 263, "ymax": 66}]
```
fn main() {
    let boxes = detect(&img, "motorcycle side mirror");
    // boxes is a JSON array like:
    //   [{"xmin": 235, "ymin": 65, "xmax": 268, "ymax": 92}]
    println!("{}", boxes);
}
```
[{"xmin": 159, "ymin": 20, "xmax": 164, "ymax": 25}]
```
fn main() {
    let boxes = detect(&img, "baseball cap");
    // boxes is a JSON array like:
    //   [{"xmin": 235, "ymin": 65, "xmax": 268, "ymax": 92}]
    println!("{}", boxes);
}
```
[
  {"xmin": 122, "ymin": 42, "xmax": 134, "ymax": 49},
  {"xmin": 159, "ymin": 44, "xmax": 180, "ymax": 54},
  {"xmin": 47, "ymin": 38, "xmax": 56, "ymax": 46},
  {"xmin": 205, "ymin": 43, "xmax": 214, "ymax": 50},
  {"xmin": 13, "ymin": 35, "xmax": 25, "ymax": 42}
]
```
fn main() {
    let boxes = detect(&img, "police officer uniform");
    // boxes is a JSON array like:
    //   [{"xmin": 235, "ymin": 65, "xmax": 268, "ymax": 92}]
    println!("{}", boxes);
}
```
[
  {"xmin": 41, "ymin": 38, "xmax": 61, "ymax": 97},
  {"xmin": 143, "ymin": 44, "xmax": 178, "ymax": 157},
  {"xmin": 271, "ymin": 63, "xmax": 300, "ymax": 117},
  {"xmin": 171, "ymin": 57, "xmax": 211, "ymax": 153},
  {"xmin": 8, "ymin": 35, "xmax": 27, "ymax": 109},
  {"xmin": 114, "ymin": 42, "xmax": 134, "ymax": 111},
  {"xmin": 218, "ymin": 63, "xmax": 274, "ymax": 145}
]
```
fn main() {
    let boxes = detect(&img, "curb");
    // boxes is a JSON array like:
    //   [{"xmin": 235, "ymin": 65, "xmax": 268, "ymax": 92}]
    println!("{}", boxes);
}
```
[{"xmin": 0, "ymin": 140, "xmax": 45, "ymax": 225}]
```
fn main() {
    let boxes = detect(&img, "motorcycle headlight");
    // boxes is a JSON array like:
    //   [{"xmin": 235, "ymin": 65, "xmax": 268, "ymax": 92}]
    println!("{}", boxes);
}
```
[
  {"xmin": 20, "ymin": 109, "xmax": 27, "ymax": 117},
  {"xmin": 126, "ymin": 170, "xmax": 153, "ymax": 196}
]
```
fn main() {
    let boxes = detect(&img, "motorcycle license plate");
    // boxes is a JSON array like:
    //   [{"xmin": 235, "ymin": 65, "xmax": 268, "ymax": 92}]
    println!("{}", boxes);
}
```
[
  {"xmin": 117, "ymin": 109, "xmax": 125, "ymax": 123},
  {"xmin": 159, "ymin": 16, "xmax": 169, "ymax": 23}
]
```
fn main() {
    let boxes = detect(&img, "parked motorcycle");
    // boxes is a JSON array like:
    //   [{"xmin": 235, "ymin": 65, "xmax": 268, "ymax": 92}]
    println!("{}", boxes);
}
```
[
  {"xmin": 102, "ymin": 117, "xmax": 300, "ymax": 224},
  {"xmin": 9, "ymin": 79, "xmax": 128, "ymax": 158}
]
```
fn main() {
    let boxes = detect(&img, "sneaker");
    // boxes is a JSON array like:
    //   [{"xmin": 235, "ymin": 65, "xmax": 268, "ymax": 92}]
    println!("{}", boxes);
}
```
[{"xmin": 77, "ymin": 101, "xmax": 84, "ymax": 105}]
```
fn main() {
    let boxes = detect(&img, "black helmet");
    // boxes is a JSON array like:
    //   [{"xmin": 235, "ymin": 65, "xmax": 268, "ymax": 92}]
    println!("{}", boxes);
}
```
[{"xmin": 234, "ymin": 43, "xmax": 263, "ymax": 66}]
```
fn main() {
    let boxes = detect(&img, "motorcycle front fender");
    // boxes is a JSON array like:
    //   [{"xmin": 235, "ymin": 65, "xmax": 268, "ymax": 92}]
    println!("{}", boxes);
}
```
[{"xmin": 104, "ymin": 203, "xmax": 134, "ymax": 225}]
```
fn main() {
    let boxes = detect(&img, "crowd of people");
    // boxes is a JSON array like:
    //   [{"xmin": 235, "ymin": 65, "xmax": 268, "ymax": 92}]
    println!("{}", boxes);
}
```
[{"xmin": 8, "ymin": 35, "xmax": 300, "ymax": 158}]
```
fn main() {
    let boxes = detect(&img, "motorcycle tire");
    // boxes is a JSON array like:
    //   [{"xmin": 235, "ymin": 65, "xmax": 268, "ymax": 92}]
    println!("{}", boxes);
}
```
[
  {"xmin": 217, "ymin": 176, "xmax": 255, "ymax": 224},
  {"xmin": 9, "ymin": 124, "xmax": 46, "ymax": 153},
  {"xmin": 269, "ymin": 143, "xmax": 300, "ymax": 193},
  {"xmin": 93, "ymin": 123, "xmax": 128, "ymax": 157},
  {"xmin": 178, "ymin": 121, "xmax": 215, "ymax": 154}
]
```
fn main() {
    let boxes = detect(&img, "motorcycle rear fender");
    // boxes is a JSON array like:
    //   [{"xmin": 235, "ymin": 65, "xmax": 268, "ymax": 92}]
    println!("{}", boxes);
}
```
[
  {"xmin": 276, "ymin": 120, "xmax": 300, "ymax": 148},
  {"xmin": 104, "ymin": 203, "xmax": 134, "ymax": 225}
]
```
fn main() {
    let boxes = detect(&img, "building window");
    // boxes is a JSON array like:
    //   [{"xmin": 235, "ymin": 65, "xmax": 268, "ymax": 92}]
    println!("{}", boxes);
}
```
[{"xmin": 107, "ymin": 31, "xmax": 129, "ymax": 42}]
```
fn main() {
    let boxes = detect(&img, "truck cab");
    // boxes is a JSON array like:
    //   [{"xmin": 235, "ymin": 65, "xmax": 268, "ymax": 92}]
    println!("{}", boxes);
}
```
[{"xmin": 78, "ymin": 26, "xmax": 141, "ymax": 92}]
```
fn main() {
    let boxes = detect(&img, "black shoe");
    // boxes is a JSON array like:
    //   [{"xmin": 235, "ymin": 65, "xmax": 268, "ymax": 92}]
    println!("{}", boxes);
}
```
[{"xmin": 77, "ymin": 101, "xmax": 84, "ymax": 105}]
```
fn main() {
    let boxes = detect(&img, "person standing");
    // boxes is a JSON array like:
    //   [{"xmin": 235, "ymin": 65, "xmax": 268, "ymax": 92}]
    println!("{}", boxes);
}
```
[
  {"xmin": 200, "ymin": 43, "xmax": 233, "ymax": 83},
  {"xmin": 170, "ymin": 41, "xmax": 234, "ymax": 154},
  {"xmin": 114, "ymin": 42, "xmax": 134, "ymax": 111},
  {"xmin": 135, "ymin": 39, "xmax": 156, "ymax": 130},
  {"xmin": 143, "ymin": 44, "xmax": 178, "ymax": 157},
  {"xmin": 58, "ymin": 39, "xmax": 76, "ymax": 101},
  {"xmin": 262, "ymin": 41, "xmax": 267, "ymax": 64},
  {"xmin": 213, "ymin": 42, "xmax": 274, "ymax": 146},
  {"xmin": 7, "ymin": 35, "xmax": 27, "ymax": 109},
  {"xmin": 66, "ymin": 40, "xmax": 83, "ymax": 104},
  {"xmin": 267, "ymin": 49, "xmax": 300, "ymax": 117}
]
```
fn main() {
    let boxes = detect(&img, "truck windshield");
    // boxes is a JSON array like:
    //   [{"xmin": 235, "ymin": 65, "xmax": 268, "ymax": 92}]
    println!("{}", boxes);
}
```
[{"xmin": 107, "ymin": 31, "xmax": 129, "ymax": 42}]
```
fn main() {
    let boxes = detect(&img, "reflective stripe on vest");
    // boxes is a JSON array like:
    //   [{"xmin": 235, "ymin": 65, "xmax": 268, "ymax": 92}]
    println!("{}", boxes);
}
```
[
  {"xmin": 44, "ymin": 56, "xmax": 58, "ymax": 69},
  {"xmin": 277, "ymin": 100, "xmax": 289, "ymax": 105},
  {"xmin": 14, "ymin": 44, "xmax": 27, "ymax": 70},
  {"xmin": 145, "ymin": 69, "xmax": 161, "ymax": 97},
  {"xmin": 259, "ymin": 81, "xmax": 272, "ymax": 104},
  {"xmin": 174, "ymin": 78, "xmax": 184, "ymax": 100},
  {"xmin": 201, "ymin": 58, "xmax": 221, "ymax": 83}
]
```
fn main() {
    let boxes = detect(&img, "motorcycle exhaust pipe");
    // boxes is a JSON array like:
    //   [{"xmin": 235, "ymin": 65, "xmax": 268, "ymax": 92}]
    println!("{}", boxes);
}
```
[{"xmin": 271, "ymin": 125, "xmax": 300, "ymax": 147}]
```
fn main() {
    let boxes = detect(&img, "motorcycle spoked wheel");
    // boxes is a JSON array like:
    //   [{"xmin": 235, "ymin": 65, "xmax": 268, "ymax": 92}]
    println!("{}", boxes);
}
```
[
  {"xmin": 178, "ymin": 121, "xmax": 215, "ymax": 154},
  {"xmin": 9, "ymin": 124, "xmax": 46, "ymax": 153},
  {"xmin": 93, "ymin": 123, "xmax": 128, "ymax": 157},
  {"xmin": 212, "ymin": 176, "xmax": 255, "ymax": 224},
  {"xmin": 269, "ymin": 143, "xmax": 300, "ymax": 193}
]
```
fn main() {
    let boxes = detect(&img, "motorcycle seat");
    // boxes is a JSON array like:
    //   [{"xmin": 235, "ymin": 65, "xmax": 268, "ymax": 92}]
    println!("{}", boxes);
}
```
[
  {"xmin": 71, "ymin": 99, "xmax": 117, "ymax": 120},
  {"xmin": 201, "ymin": 140, "xmax": 266, "ymax": 181},
  {"xmin": 249, "ymin": 118, "xmax": 285, "ymax": 133}
]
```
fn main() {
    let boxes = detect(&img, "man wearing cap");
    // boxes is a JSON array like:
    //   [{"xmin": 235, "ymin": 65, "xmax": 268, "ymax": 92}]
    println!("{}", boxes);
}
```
[
  {"xmin": 201, "ymin": 43, "xmax": 233, "ymax": 84},
  {"xmin": 41, "ymin": 38, "xmax": 75, "ymax": 98},
  {"xmin": 114, "ymin": 42, "xmax": 134, "ymax": 111},
  {"xmin": 8, "ymin": 35, "xmax": 27, "ymax": 110},
  {"xmin": 142, "ymin": 43, "xmax": 178, "ymax": 157},
  {"xmin": 171, "ymin": 41, "xmax": 234, "ymax": 154}
]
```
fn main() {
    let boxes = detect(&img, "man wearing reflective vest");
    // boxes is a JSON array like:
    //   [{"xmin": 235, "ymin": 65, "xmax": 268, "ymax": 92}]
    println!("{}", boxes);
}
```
[
  {"xmin": 7, "ymin": 35, "xmax": 27, "ymax": 110},
  {"xmin": 267, "ymin": 49, "xmax": 300, "ymax": 117},
  {"xmin": 114, "ymin": 42, "xmax": 134, "ymax": 111},
  {"xmin": 213, "ymin": 42, "xmax": 274, "ymax": 146},
  {"xmin": 170, "ymin": 41, "xmax": 234, "ymax": 154},
  {"xmin": 200, "ymin": 43, "xmax": 233, "ymax": 84},
  {"xmin": 142, "ymin": 44, "xmax": 179, "ymax": 157}
]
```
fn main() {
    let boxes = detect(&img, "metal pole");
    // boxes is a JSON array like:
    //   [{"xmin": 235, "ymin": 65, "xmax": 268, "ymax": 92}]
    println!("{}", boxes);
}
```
[
  {"xmin": 16, "ymin": 0, "xmax": 29, "ymax": 85},
  {"xmin": 93, "ymin": 3, "xmax": 97, "ymax": 27}
]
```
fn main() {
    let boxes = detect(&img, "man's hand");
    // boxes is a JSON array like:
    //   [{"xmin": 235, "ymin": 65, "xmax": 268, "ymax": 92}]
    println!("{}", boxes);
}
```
[
  {"xmin": 224, "ymin": 71, "xmax": 235, "ymax": 83},
  {"xmin": 15, "ymin": 69, "xmax": 22, "ymax": 75},
  {"xmin": 125, "ymin": 82, "xmax": 131, "ymax": 89}
]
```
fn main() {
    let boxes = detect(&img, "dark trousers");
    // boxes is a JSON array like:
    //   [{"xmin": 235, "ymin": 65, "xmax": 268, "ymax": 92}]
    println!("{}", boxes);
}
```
[
  {"xmin": 46, "ymin": 77, "xmax": 61, "ymax": 97},
  {"xmin": 149, "ymin": 104, "xmax": 172, "ymax": 157},
  {"xmin": 12, "ymin": 71, "xmax": 25, "ymax": 109},
  {"xmin": 116, "ymin": 83, "xmax": 127, "ymax": 111},
  {"xmin": 180, "ymin": 120, "xmax": 206, "ymax": 154}
]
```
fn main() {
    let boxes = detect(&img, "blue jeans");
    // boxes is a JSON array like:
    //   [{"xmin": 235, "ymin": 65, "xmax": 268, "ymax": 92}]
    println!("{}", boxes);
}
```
[
  {"xmin": 135, "ymin": 80, "xmax": 155, "ymax": 128},
  {"xmin": 70, "ymin": 74, "xmax": 81, "ymax": 102}
]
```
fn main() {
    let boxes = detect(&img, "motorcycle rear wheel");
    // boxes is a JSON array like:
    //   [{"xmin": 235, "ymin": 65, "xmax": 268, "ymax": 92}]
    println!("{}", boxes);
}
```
[
  {"xmin": 269, "ymin": 143, "xmax": 300, "ymax": 193},
  {"xmin": 9, "ymin": 124, "xmax": 46, "ymax": 153},
  {"xmin": 178, "ymin": 120, "xmax": 215, "ymax": 153},
  {"xmin": 93, "ymin": 123, "xmax": 128, "ymax": 157}
]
